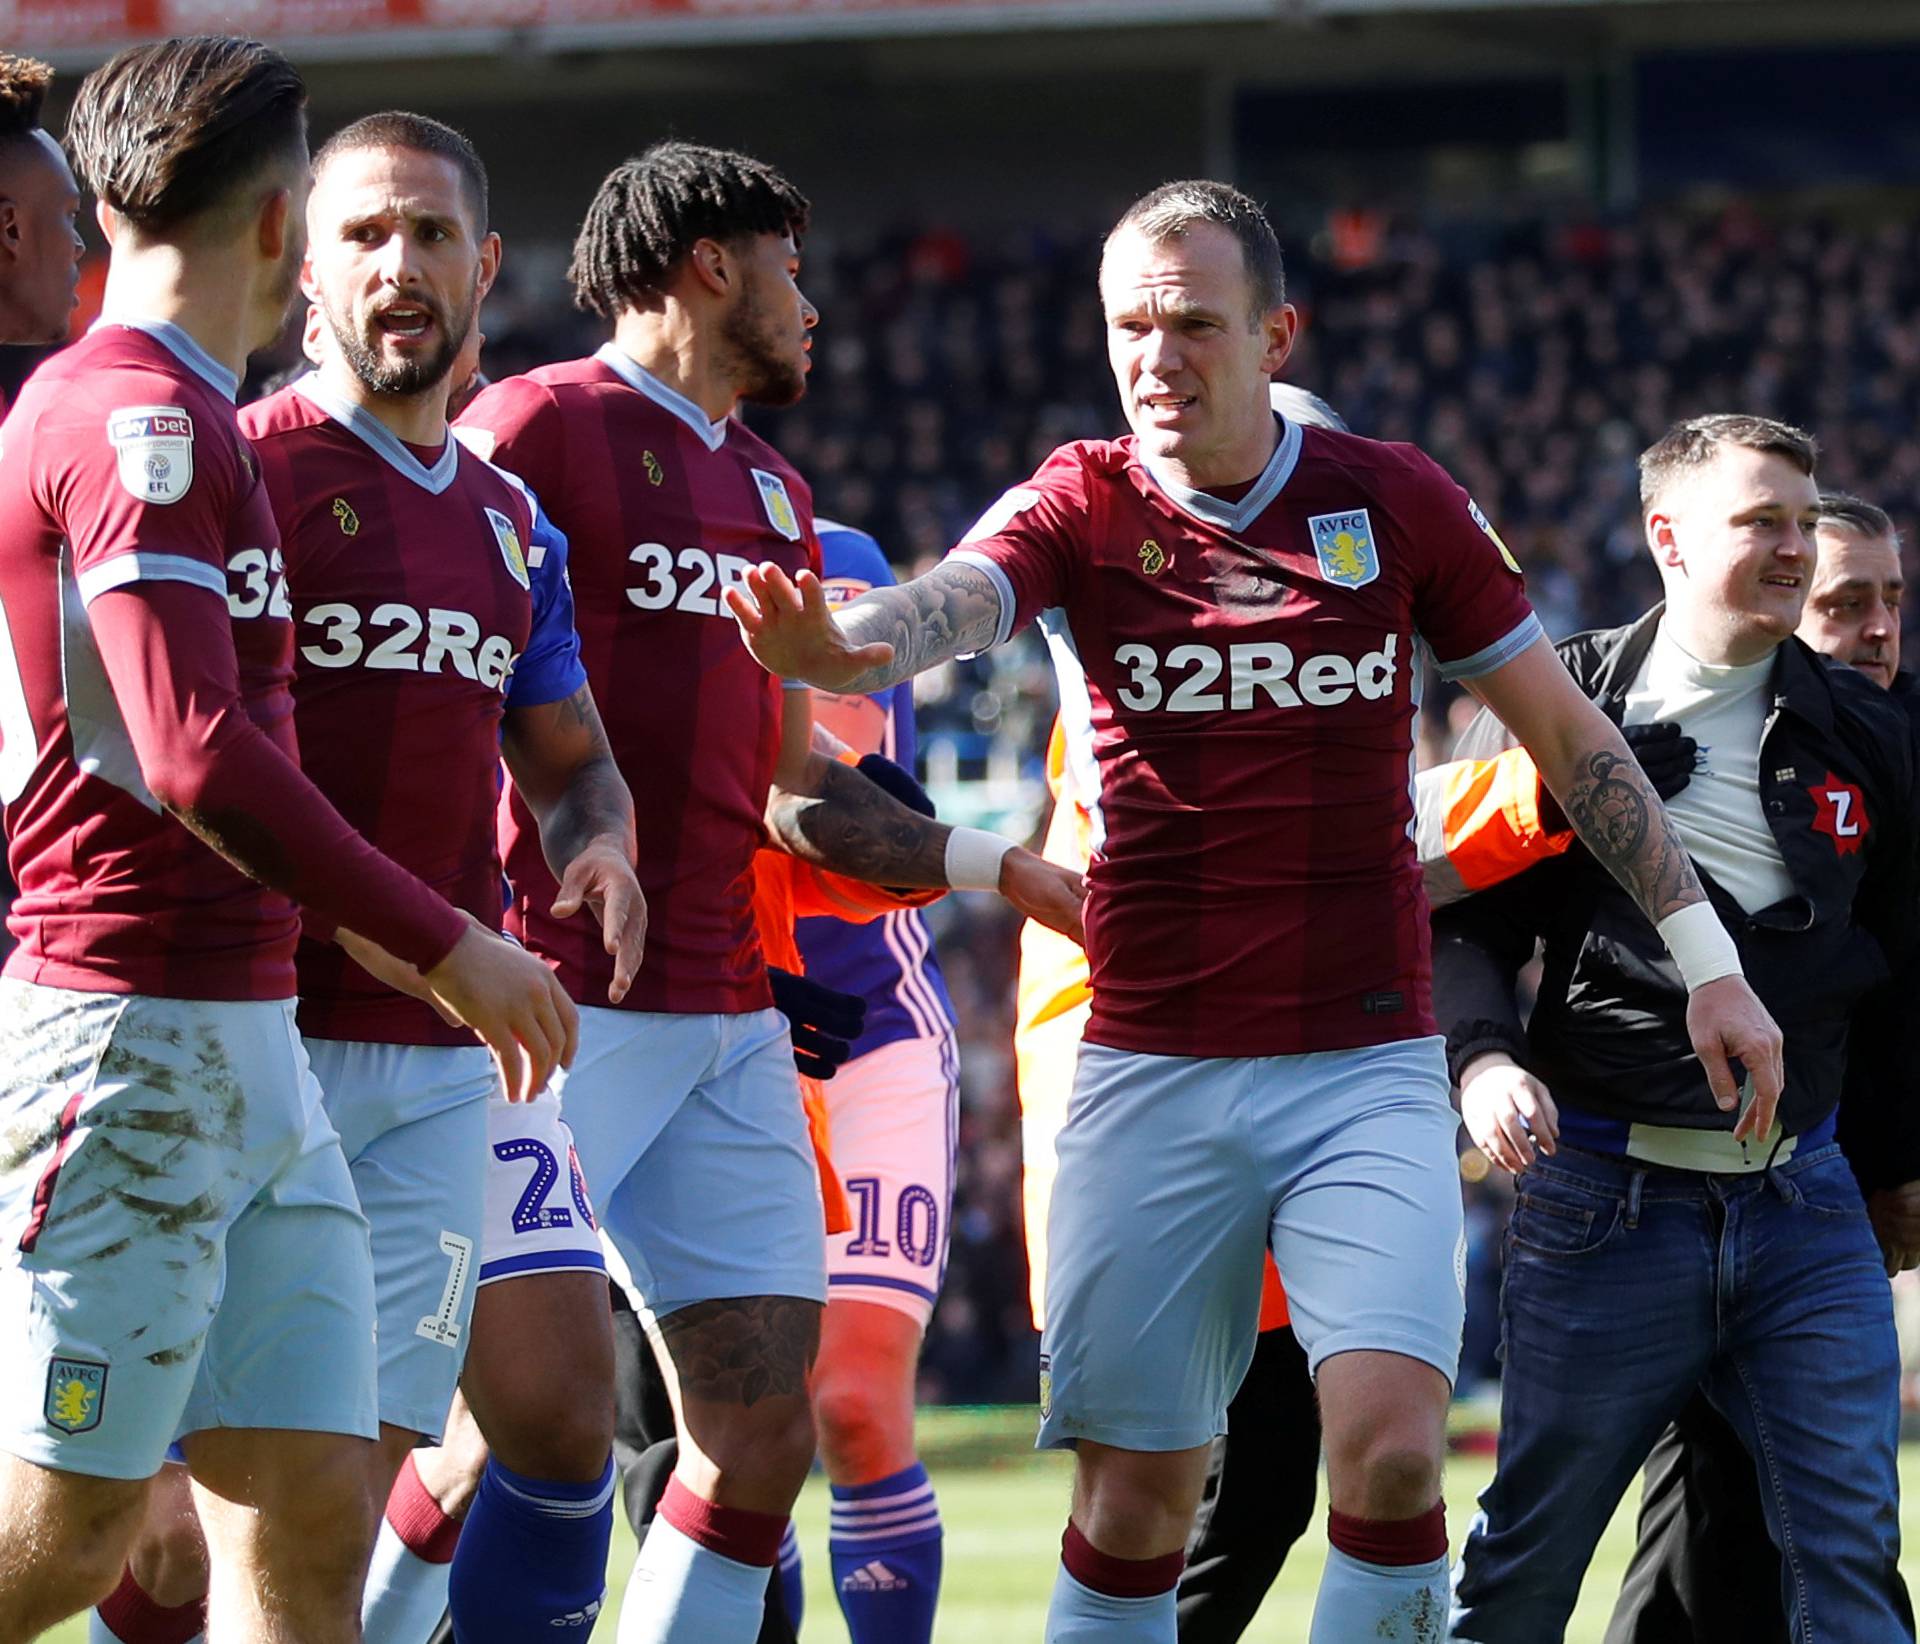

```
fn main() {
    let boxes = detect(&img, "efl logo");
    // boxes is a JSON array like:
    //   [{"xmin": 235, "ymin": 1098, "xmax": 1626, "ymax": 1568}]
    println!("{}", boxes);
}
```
[
  {"xmin": 1112, "ymin": 634, "xmax": 1399, "ymax": 713},
  {"xmin": 107, "ymin": 404, "xmax": 195, "ymax": 505}
]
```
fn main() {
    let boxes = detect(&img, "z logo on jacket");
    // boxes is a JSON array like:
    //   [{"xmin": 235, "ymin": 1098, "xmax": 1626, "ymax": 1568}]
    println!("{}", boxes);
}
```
[{"xmin": 1808, "ymin": 773, "xmax": 1868, "ymax": 857}]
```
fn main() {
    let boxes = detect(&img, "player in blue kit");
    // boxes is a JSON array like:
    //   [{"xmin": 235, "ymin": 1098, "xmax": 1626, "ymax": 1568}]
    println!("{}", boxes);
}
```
[{"xmin": 792, "ymin": 520, "xmax": 960, "ymax": 1644}]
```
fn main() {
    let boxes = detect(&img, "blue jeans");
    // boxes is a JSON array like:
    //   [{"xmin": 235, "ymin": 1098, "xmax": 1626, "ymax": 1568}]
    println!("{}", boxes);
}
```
[{"xmin": 1449, "ymin": 1143, "xmax": 1906, "ymax": 1644}]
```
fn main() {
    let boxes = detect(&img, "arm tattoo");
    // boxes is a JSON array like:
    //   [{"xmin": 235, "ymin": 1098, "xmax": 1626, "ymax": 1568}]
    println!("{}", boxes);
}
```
[
  {"xmin": 831, "ymin": 561, "xmax": 1006, "ymax": 695},
  {"xmin": 767, "ymin": 755, "xmax": 950, "ymax": 887},
  {"xmin": 514, "ymin": 685, "xmax": 636, "ymax": 877},
  {"xmin": 653, "ymin": 1295, "xmax": 820, "ymax": 1407},
  {"xmin": 1562, "ymin": 748, "xmax": 1704, "ymax": 922}
]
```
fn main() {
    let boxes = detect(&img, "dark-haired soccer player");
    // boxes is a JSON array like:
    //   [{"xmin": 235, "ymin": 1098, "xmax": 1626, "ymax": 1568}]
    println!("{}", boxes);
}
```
[
  {"xmin": 89, "ymin": 110, "xmax": 643, "ymax": 1644},
  {"xmin": 0, "ymin": 37, "xmax": 574, "ymax": 1644},
  {"xmin": 729, "ymin": 179, "xmax": 1782, "ymax": 1643},
  {"xmin": 0, "ymin": 52, "xmax": 80, "ymax": 345},
  {"xmin": 457, "ymin": 141, "xmax": 1083, "ymax": 1644}
]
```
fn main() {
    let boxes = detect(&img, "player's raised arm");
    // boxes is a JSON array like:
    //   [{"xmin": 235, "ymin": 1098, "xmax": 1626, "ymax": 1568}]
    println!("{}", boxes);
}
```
[
  {"xmin": 765, "ymin": 685, "xmax": 1085, "ymax": 941},
  {"xmin": 1465, "ymin": 635, "xmax": 1784, "ymax": 1135},
  {"xmin": 728, "ymin": 557, "xmax": 1006, "ymax": 696}
]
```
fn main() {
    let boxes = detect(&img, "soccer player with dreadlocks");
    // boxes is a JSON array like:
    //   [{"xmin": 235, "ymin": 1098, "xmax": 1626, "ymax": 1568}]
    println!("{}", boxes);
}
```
[{"xmin": 455, "ymin": 142, "xmax": 1084, "ymax": 1644}]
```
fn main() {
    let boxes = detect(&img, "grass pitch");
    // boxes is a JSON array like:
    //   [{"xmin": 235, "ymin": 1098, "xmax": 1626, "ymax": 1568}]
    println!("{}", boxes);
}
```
[{"xmin": 42, "ymin": 1406, "xmax": 1920, "ymax": 1641}]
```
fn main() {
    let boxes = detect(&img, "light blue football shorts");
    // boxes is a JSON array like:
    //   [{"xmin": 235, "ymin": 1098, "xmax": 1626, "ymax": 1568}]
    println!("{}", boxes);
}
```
[
  {"xmin": 306, "ymin": 1038, "xmax": 490, "ymax": 1442},
  {"xmin": 556, "ymin": 1006, "xmax": 826, "ymax": 1318},
  {"xmin": 0, "ymin": 981, "xmax": 378, "ymax": 1480},
  {"xmin": 1038, "ymin": 1034, "xmax": 1466, "ymax": 1454}
]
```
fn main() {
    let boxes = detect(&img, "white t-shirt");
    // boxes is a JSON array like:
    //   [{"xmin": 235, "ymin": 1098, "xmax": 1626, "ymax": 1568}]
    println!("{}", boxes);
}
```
[
  {"xmin": 1623, "ymin": 624, "xmax": 1795, "ymax": 915},
  {"xmin": 1619, "ymin": 621, "xmax": 1795, "ymax": 1169}
]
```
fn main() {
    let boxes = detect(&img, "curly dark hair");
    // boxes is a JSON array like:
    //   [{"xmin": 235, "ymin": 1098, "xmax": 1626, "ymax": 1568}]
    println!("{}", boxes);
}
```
[
  {"xmin": 0, "ymin": 54, "xmax": 52, "ymax": 147},
  {"xmin": 567, "ymin": 140, "xmax": 809, "ymax": 320}
]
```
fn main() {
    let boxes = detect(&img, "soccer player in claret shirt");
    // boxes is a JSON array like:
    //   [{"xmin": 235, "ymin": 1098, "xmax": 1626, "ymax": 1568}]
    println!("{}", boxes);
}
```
[
  {"xmin": 87, "ymin": 112, "xmax": 645, "ymax": 1644},
  {"xmin": 0, "ymin": 53, "xmax": 81, "ymax": 347},
  {"xmin": 456, "ymin": 141, "xmax": 1083, "ymax": 1644},
  {"xmin": 0, "ymin": 38, "xmax": 573, "ymax": 1644},
  {"xmin": 730, "ymin": 180, "xmax": 1784, "ymax": 1644}
]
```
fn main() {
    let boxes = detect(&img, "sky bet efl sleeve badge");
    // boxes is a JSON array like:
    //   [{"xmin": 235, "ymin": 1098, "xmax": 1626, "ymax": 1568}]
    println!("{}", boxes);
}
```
[
  {"xmin": 752, "ymin": 468, "xmax": 804, "ymax": 542},
  {"xmin": 107, "ymin": 406, "xmax": 194, "ymax": 505},
  {"xmin": 486, "ymin": 507, "xmax": 532, "ymax": 590},
  {"xmin": 1308, "ymin": 509, "xmax": 1380, "ymax": 588}
]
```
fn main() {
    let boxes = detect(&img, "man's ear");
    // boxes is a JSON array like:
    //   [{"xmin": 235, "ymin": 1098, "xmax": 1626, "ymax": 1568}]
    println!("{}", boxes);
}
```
[
  {"xmin": 94, "ymin": 198, "xmax": 118, "ymax": 247},
  {"xmin": 0, "ymin": 197, "xmax": 20, "ymax": 260},
  {"xmin": 257, "ymin": 186, "xmax": 292, "ymax": 263},
  {"xmin": 475, "ymin": 230, "xmax": 503, "ymax": 303},
  {"xmin": 1646, "ymin": 510, "xmax": 1684, "ymax": 570},
  {"xmin": 685, "ymin": 236, "xmax": 732, "ymax": 299},
  {"xmin": 1260, "ymin": 302, "xmax": 1299, "ymax": 377}
]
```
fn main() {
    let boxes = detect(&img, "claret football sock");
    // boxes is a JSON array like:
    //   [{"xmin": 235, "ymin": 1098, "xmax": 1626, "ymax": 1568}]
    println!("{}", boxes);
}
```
[
  {"xmin": 620, "ymin": 1475, "xmax": 787, "ymax": 1644},
  {"xmin": 89, "ymin": 1567, "xmax": 205, "ymax": 1644},
  {"xmin": 1308, "ymin": 1502, "xmax": 1449, "ymax": 1643},
  {"xmin": 777, "ymin": 1518, "xmax": 805, "ymax": 1633},
  {"xmin": 1043, "ymin": 1520, "xmax": 1181, "ymax": 1643},
  {"xmin": 447, "ymin": 1456, "xmax": 615, "ymax": 1641},
  {"xmin": 362, "ymin": 1452, "xmax": 463, "ymax": 1644},
  {"xmin": 829, "ymin": 1461, "xmax": 942, "ymax": 1644}
]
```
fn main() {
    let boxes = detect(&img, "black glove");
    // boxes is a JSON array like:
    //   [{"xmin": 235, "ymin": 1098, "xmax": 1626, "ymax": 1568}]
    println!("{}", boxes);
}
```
[
  {"xmin": 1622, "ymin": 720, "xmax": 1699, "ymax": 802},
  {"xmin": 767, "ymin": 966, "xmax": 867, "ymax": 1081},
  {"xmin": 1541, "ymin": 720, "xmax": 1697, "ymax": 832},
  {"xmin": 856, "ymin": 752, "xmax": 936, "ymax": 818}
]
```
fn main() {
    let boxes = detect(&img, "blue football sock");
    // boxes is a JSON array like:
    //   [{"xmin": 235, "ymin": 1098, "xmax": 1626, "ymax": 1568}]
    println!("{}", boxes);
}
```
[
  {"xmin": 1043, "ymin": 1566, "xmax": 1175, "ymax": 1643},
  {"xmin": 447, "ymin": 1458, "xmax": 614, "ymax": 1641},
  {"xmin": 829, "ymin": 1463, "xmax": 942, "ymax": 1644},
  {"xmin": 1309, "ymin": 1546, "xmax": 1449, "ymax": 1643},
  {"xmin": 777, "ymin": 1519, "xmax": 805, "ymax": 1634}
]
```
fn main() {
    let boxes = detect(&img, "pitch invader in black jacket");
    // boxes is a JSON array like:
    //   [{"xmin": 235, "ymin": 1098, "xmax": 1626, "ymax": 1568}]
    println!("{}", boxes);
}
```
[
  {"xmin": 1430, "ymin": 418, "xmax": 1920, "ymax": 1644},
  {"xmin": 1602, "ymin": 491, "xmax": 1919, "ymax": 1644}
]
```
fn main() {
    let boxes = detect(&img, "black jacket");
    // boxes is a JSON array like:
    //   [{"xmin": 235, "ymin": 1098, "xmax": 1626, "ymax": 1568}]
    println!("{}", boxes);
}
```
[{"xmin": 1432, "ymin": 607, "xmax": 1920, "ymax": 1188}]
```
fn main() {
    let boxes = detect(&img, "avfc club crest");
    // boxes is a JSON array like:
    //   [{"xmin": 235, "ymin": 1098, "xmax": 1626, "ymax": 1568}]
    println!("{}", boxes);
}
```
[
  {"xmin": 1307, "ymin": 509, "xmax": 1380, "ymax": 589},
  {"xmin": 486, "ymin": 507, "xmax": 531, "ymax": 591},
  {"xmin": 643, "ymin": 450, "xmax": 665, "ymax": 487},
  {"xmin": 752, "ymin": 468, "xmax": 804, "ymax": 542},
  {"xmin": 45, "ymin": 1357, "xmax": 106, "ymax": 1434},
  {"xmin": 1138, "ymin": 538, "xmax": 1167, "ymax": 576},
  {"xmin": 107, "ymin": 405, "xmax": 195, "ymax": 505}
]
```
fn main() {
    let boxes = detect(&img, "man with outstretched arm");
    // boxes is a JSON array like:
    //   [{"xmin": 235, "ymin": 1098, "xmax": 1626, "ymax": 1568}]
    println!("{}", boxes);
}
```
[
  {"xmin": 452, "ymin": 141, "xmax": 1082, "ymax": 1644},
  {"xmin": 729, "ymin": 178, "xmax": 1779, "ymax": 1643},
  {"xmin": 0, "ymin": 39, "xmax": 570, "ymax": 1644}
]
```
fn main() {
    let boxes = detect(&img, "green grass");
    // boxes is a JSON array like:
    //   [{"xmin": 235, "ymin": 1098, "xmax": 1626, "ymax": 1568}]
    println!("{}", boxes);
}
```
[{"xmin": 41, "ymin": 1407, "xmax": 1920, "ymax": 1642}]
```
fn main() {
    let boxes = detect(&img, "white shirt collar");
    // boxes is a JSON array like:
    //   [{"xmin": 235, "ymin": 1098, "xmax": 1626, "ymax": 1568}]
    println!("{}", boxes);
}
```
[
  {"xmin": 93, "ymin": 317, "xmax": 240, "ymax": 403},
  {"xmin": 593, "ymin": 343, "xmax": 730, "ymax": 452},
  {"xmin": 290, "ymin": 371, "xmax": 459, "ymax": 494},
  {"xmin": 1138, "ymin": 414, "xmax": 1303, "ymax": 534}
]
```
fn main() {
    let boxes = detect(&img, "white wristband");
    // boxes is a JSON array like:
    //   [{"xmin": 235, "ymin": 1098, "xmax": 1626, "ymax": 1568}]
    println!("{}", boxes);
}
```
[
  {"xmin": 1656, "ymin": 902, "xmax": 1743, "ymax": 991},
  {"xmin": 945, "ymin": 826, "xmax": 1015, "ymax": 892}
]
